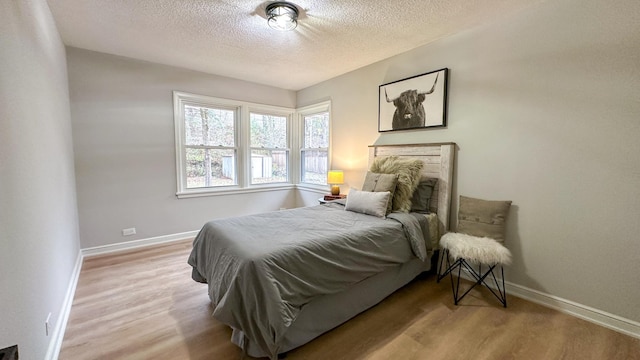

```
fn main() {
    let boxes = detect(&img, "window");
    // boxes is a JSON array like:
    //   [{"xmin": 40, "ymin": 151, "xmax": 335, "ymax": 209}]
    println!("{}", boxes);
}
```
[
  {"xmin": 183, "ymin": 104, "xmax": 238, "ymax": 188},
  {"xmin": 174, "ymin": 92, "xmax": 329, "ymax": 197},
  {"xmin": 249, "ymin": 112, "xmax": 289, "ymax": 184},
  {"xmin": 298, "ymin": 101, "xmax": 331, "ymax": 186}
]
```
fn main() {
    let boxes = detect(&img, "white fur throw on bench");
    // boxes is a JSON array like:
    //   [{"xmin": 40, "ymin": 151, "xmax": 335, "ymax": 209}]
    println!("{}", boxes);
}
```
[{"xmin": 440, "ymin": 232, "xmax": 512, "ymax": 265}]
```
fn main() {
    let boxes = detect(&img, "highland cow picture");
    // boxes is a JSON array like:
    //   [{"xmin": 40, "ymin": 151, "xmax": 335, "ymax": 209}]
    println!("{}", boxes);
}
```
[{"xmin": 378, "ymin": 68, "xmax": 448, "ymax": 132}]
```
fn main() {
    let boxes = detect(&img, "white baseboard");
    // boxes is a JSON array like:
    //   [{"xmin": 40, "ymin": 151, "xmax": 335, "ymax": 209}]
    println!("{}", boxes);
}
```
[
  {"xmin": 46, "ymin": 230, "xmax": 200, "ymax": 359},
  {"xmin": 45, "ymin": 250, "xmax": 83, "ymax": 360},
  {"xmin": 449, "ymin": 268, "xmax": 640, "ymax": 339},
  {"xmin": 50, "ymin": 234, "xmax": 639, "ymax": 360},
  {"xmin": 82, "ymin": 230, "xmax": 199, "ymax": 257},
  {"xmin": 506, "ymin": 281, "xmax": 640, "ymax": 339}
]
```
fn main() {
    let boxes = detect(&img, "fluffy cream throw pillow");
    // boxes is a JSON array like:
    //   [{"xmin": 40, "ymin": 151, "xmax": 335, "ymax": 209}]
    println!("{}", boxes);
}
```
[{"xmin": 370, "ymin": 156, "xmax": 423, "ymax": 212}]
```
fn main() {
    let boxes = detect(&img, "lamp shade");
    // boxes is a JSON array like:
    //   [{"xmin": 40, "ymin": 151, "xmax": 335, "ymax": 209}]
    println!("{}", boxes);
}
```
[
  {"xmin": 327, "ymin": 170, "xmax": 344, "ymax": 185},
  {"xmin": 327, "ymin": 170, "xmax": 344, "ymax": 196}
]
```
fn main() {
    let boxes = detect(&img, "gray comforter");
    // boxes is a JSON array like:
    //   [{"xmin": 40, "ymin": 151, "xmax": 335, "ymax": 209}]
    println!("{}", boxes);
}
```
[{"xmin": 188, "ymin": 203, "xmax": 430, "ymax": 359}]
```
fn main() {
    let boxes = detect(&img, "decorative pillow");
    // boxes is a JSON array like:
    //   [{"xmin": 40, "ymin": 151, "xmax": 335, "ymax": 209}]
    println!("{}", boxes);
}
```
[
  {"xmin": 410, "ymin": 178, "xmax": 438, "ymax": 213},
  {"xmin": 457, "ymin": 195, "xmax": 512, "ymax": 243},
  {"xmin": 362, "ymin": 172, "xmax": 398, "ymax": 214},
  {"xmin": 344, "ymin": 189, "xmax": 391, "ymax": 218},
  {"xmin": 370, "ymin": 156, "xmax": 423, "ymax": 213}
]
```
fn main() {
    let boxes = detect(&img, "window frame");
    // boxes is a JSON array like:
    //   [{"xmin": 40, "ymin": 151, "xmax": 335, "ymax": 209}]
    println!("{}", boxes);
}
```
[
  {"xmin": 174, "ymin": 91, "xmax": 296, "ymax": 198},
  {"xmin": 181, "ymin": 101, "xmax": 241, "ymax": 190},
  {"xmin": 296, "ymin": 101, "xmax": 332, "ymax": 191},
  {"xmin": 247, "ymin": 106, "xmax": 293, "ymax": 186}
]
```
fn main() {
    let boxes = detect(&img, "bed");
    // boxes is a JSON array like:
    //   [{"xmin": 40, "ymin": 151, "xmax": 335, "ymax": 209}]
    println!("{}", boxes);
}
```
[{"xmin": 188, "ymin": 142, "xmax": 455, "ymax": 359}]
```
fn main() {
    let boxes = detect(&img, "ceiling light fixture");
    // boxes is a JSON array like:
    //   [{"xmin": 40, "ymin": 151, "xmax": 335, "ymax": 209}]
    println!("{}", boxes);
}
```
[{"xmin": 266, "ymin": 1, "xmax": 299, "ymax": 31}]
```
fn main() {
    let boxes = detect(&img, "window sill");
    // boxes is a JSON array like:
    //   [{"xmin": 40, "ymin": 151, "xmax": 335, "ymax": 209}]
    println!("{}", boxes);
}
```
[
  {"xmin": 295, "ymin": 183, "xmax": 330, "ymax": 195},
  {"xmin": 176, "ymin": 184, "xmax": 295, "ymax": 199}
]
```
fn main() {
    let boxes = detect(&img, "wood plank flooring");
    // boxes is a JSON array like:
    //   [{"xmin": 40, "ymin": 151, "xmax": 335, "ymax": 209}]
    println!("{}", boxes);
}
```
[{"xmin": 59, "ymin": 239, "xmax": 640, "ymax": 360}]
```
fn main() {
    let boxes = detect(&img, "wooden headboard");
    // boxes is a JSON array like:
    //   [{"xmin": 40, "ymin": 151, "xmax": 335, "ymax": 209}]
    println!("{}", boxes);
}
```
[{"xmin": 368, "ymin": 142, "xmax": 456, "ymax": 236}]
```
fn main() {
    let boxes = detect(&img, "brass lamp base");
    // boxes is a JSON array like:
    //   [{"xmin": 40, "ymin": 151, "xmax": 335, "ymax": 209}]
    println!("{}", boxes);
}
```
[{"xmin": 331, "ymin": 185, "xmax": 341, "ymax": 195}]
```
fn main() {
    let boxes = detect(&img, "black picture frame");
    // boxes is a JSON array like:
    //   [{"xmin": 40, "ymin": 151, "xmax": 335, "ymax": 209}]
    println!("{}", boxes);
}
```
[{"xmin": 378, "ymin": 68, "xmax": 448, "ymax": 132}]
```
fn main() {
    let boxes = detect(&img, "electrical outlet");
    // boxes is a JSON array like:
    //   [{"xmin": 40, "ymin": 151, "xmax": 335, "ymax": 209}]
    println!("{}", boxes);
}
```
[
  {"xmin": 45, "ymin": 313, "xmax": 51, "ymax": 336},
  {"xmin": 122, "ymin": 227, "xmax": 136, "ymax": 236}
]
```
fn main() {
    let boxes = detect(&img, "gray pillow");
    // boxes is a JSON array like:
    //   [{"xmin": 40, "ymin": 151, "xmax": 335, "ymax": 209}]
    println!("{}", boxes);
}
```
[
  {"xmin": 362, "ymin": 172, "xmax": 398, "ymax": 214},
  {"xmin": 344, "ymin": 189, "xmax": 391, "ymax": 218},
  {"xmin": 410, "ymin": 178, "xmax": 438, "ymax": 213},
  {"xmin": 370, "ymin": 156, "xmax": 423, "ymax": 213},
  {"xmin": 457, "ymin": 195, "xmax": 512, "ymax": 243}
]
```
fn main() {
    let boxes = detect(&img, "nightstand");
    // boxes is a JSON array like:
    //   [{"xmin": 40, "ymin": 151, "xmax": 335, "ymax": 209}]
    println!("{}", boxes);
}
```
[{"xmin": 319, "ymin": 194, "xmax": 347, "ymax": 204}]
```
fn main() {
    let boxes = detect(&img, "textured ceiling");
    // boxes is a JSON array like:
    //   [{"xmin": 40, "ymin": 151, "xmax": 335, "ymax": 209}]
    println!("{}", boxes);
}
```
[{"xmin": 48, "ymin": 0, "xmax": 543, "ymax": 90}]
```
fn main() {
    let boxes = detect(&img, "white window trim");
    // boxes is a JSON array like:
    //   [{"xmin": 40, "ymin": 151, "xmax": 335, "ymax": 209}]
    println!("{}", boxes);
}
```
[
  {"xmin": 247, "ymin": 105, "xmax": 293, "ymax": 186},
  {"xmin": 296, "ymin": 100, "xmax": 332, "ymax": 192},
  {"xmin": 173, "ymin": 91, "xmax": 297, "ymax": 198}
]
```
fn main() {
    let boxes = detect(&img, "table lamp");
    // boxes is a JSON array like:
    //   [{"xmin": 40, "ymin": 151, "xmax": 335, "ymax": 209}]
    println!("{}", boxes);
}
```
[{"xmin": 327, "ymin": 170, "xmax": 344, "ymax": 195}]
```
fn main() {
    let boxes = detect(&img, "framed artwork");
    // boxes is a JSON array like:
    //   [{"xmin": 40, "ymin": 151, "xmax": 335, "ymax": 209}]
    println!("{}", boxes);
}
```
[{"xmin": 378, "ymin": 68, "xmax": 448, "ymax": 132}]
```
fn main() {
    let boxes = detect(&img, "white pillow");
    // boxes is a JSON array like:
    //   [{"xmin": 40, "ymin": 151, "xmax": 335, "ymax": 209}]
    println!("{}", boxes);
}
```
[{"xmin": 344, "ymin": 189, "xmax": 391, "ymax": 218}]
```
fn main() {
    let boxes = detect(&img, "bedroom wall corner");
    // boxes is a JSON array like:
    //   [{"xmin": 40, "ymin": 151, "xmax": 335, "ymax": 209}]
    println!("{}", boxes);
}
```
[{"xmin": 0, "ymin": 0, "xmax": 82, "ymax": 359}]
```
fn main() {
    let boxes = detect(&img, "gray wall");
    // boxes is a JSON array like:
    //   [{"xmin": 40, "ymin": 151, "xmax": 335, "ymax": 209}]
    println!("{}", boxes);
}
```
[
  {"xmin": 298, "ymin": 0, "xmax": 640, "ymax": 322},
  {"xmin": 0, "ymin": 0, "xmax": 81, "ymax": 358},
  {"xmin": 3, "ymin": 2, "xmax": 636, "ymax": 357},
  {"xmin": 67, "ymin": 48, "xmax": 299, "ymax": 249}
]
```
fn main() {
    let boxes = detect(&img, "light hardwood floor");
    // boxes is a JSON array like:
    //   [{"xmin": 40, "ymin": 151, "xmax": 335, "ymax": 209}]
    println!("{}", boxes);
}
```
[{"xmin": 60, "ymin": 239, "xmax": 640, "ymax": 360}]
